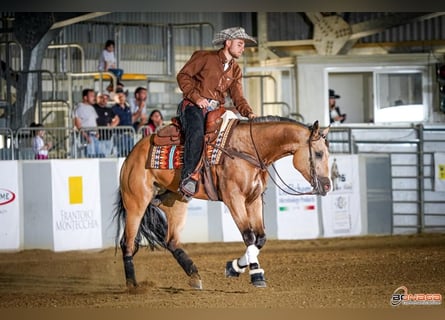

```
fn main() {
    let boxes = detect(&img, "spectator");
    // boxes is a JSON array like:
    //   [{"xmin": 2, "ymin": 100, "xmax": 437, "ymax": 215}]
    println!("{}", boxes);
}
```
[
  {"xmin": 98, "ymin": 40, "xmax": 124, "ymax": 80},
  {"xmin": 329, "ymin": 89, "xmax": 346, "ymax": 125},
  {"xmin": 73, "ymin": 88, "xmax": 99, "ymax": 157},
  {"xmin": 111, "ymin": 89, "xmax": 134, "ymax": 157},
  {"xmin": 128, "ymin": 86, "xmax": 148, "ymax": 131},
  {"xmin": 30, "ymin": 122, "xmax": 52, "ymax": 160},
  {"xmin": 94, "ymin": 92, "xmax": 120, "ymax": 157},
  {"xmin": 145, "ymin": 109, "xmax": 164, "ymax": 135}
]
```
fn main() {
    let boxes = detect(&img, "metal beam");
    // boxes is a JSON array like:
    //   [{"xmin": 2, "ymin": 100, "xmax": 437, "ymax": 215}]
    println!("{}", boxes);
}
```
[{"xmin": 50, "ymin": 12, "xmax": 111, "ymax": 30}]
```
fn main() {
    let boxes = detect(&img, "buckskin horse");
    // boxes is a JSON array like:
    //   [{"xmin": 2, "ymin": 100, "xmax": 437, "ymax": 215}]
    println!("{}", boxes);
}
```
[{"xmin": 114, "ymin": 112, "xmax": 331, "ymax": 290}]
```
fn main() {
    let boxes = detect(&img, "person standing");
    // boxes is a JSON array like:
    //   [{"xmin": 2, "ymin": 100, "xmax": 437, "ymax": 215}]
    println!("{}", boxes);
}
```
[
  {"xmin": 329, "ymin": 89, "xmax": 346, "ymax": 125},
  {"xmin": 73, "ymin": 88, "xmax": 99, "ymax": 158},
  {"xmin": 144, "ymin": 109, "xmax": 164, "ymax": 135},
  {"xmin": 94, "ymin": 92, "xmax": 120, "ymax": 157},
  {"xmin": 176, "ymin": 26, "xmax": 257, "ymax": 198},
  {"xmin": 30, "ymin": 122, "xmax": 52, "ymax": 160},
  {"xmin": 111, "ymin": 89, "xmax": 134, "ymax": 157},
  {"xmin": 128, "ymin": 86, "xmax": 148, "ymax": 131}
]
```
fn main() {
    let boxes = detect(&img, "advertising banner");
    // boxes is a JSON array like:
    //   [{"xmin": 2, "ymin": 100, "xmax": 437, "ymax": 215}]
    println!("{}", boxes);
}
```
[
  {"xmin": 0, "ymin": 161, "xmax": 21, "ymax": 250},
  {"xmin": 181, "ymin": 198, "xmax": 209, "ymax": 243},
  {"xmin": 51, "ymin": 160, "xmax": 102, "ymax": 251},
  {"xmin": 270, "ymin": 156, "xmax": 320, "ymax": 239},
  {"xmin": 321, "ymin": 155, "xmax": 363, "ymax": 237},
  {"xmin": 434, "ymin": 152, "xmax": 445, "ymax": 192}
]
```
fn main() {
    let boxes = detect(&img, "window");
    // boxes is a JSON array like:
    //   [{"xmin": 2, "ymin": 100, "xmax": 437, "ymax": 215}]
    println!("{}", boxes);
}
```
[{"xmin": 375, "ymin": 71, "xmax": 425, "ymax": 123}]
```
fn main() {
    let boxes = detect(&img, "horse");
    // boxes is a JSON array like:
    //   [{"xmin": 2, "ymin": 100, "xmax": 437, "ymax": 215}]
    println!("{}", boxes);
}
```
[{"xmin": 114, "ymin": 115, "xmax": 331, "ymax": 290}]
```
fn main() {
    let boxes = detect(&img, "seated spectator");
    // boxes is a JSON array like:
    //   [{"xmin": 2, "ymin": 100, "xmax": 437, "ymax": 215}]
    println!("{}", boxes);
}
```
[{"xmin": 98, "ymin": 40, "xmax": 124, "ymax": 80}]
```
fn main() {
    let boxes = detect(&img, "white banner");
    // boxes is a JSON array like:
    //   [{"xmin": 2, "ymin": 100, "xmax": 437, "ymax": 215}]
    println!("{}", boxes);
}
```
[
  {"xmin": 0, "ymin": 161, "xmax": 21, "ymax": 250},
  {"xmin": 273, "ymin": 156, "xmax": 320, "ymax": 239},
  {"xmin": 321, "ymin": 155, "xmax": 363, "ymax": 237},
  {"xmin": 181, "ymin": 198, "xmax": 209, "ymax": 243},
  {"xmin": 434, "ymin": 152, "xmax": 445, "ymax": 192},
  {"xmin": 51, "ymin": 160, "xmax": 102, "ymax": 251}
]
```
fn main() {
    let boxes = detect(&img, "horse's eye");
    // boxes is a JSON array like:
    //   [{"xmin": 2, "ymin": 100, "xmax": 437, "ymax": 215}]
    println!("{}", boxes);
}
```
[{"xmin": 315, "ymin": 151, "xmax": 323, "ymax": 159}]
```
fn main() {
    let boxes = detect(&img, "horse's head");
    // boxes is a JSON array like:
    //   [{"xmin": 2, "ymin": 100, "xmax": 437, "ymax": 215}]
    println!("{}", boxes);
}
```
[{"xmin": 292, "ymin": 120, "xmax": 331, "ymax": 196}]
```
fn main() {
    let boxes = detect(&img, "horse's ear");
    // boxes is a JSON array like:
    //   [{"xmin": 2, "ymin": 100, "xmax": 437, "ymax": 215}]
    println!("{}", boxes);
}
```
[
  {"xmin": 321, "ymin": 125, "xmax": 330, "ymax": 138},
  {"xmin": 312, "ymin": 120, "xmax": 319, "ymax": 131}
]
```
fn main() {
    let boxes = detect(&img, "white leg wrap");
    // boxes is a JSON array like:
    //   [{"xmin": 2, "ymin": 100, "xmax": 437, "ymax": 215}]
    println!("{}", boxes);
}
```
[
  {"xmin": 238, "ymin": 253, "xmax": 248, "ymax": 267},
  {"xmin": 232, "ymin": 259, "xmax": 246, "ymax": 273},
  {"xmin": 246, "ymin": 244, "xmax": 260, "ymax": 265},
  {"xmin": 249, "ymin": 268, "xmax": 265, "ymax": 275}
]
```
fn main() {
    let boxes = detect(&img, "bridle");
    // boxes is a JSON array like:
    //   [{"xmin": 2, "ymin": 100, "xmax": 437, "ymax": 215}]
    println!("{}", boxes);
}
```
[{"xmin": 249, "ymin": 120, "xmax": 324, "ymax": 196}]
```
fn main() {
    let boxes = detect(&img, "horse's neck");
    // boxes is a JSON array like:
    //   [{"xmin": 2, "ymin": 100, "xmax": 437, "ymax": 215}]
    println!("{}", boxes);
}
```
[{"xmin": 235, "ymin": 121, "xmax": 308, "ymax": 165}]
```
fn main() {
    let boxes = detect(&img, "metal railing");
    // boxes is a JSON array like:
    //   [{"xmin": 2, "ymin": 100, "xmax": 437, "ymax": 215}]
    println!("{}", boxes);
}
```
[
  {"xmin": 2, "ymin": 123, "xmax": 445, "ymax": 234},
  {"xmin": 329, "ymin": 124, "xmax": 445, "ymax": 234}
]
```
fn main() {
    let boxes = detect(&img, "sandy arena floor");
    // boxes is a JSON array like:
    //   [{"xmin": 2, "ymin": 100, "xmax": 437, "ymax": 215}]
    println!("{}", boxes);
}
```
[{"xmin": 0, "ymin": 233, "xmax": 444, "ymax": 309}]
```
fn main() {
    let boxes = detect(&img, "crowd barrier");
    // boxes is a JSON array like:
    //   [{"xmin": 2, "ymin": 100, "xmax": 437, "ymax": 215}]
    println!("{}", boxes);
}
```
[{"xmin": 0, "ymin": 154, "xmax": 400, "ymax": 252}]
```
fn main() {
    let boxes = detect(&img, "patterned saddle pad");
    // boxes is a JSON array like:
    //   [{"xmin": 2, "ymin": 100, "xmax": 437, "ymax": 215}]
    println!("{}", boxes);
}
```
[{"xmin": 146, "ymin": 117, "xmax": 238, "ymax": 170}]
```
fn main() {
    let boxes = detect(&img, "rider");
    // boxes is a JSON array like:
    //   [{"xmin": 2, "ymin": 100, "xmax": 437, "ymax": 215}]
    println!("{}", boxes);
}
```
[{"xmin": 177, "ymin": 26, "xmax": 257, "ymax": 199}]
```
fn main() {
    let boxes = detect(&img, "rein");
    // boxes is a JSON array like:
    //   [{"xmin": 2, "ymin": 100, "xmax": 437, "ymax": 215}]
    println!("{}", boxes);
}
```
[{"xmin": 248, "ymin": 120, "xmax": 319, "ymax": 196}]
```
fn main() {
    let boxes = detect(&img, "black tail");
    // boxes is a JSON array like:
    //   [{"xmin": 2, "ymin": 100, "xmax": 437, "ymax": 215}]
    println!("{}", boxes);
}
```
[{"xmin": 113, "ymin": 190, "xmax": 168, "ymax": 252}]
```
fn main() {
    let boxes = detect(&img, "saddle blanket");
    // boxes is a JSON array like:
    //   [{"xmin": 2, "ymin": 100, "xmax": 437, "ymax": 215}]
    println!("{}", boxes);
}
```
[{"xmin": 147, "ymin": 114, "xmax": 238, "ymax": 170}]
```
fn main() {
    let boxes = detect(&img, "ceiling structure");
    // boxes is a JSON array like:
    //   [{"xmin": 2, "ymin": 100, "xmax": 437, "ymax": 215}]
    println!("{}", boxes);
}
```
[{"xmin": 261, "ymin": 12, "xmax": 445, "ymax": 59}]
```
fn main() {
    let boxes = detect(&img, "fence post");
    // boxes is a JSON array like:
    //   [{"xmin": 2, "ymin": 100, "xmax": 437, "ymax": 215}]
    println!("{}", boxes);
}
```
[{"xmin": 417, "ymin": 124, "xmax": 425, "ymax": 233}]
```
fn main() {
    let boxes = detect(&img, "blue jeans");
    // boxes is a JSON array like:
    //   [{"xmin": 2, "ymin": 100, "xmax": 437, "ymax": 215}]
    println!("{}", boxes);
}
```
[
  {"xmin": 114, "ymin": 133, "xmax": 134, "ymax": 157},
  {"xmin": 99, "ymin": 139, "xmax": 113, "ymax": 157},
  {"xmin": 86, "ymin": 133, "xmax": 100, "ymax": 158},
  {"xmin": 108, "ymin": 68, "xmax": 124, "ymax": 80}
]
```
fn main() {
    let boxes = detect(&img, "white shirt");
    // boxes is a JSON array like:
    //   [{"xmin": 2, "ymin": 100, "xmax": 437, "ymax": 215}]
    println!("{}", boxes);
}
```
[
  {"xmin": 74, "ymin": 102, "xmax": 98, "ymax": 128},
  {"xmin": 32, "ymin": 136, "xmax": 47, "ymax": 156},
  {"xmin": 98, "ymin": 49, "xmax": 116, "ymax": 71},
  {"xmin": 128, "ymin": 97, "xmax": 147, "ymax": 117}
]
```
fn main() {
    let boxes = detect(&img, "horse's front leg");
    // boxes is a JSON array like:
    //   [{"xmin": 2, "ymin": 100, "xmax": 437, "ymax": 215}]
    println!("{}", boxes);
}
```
[{"xmin": 225, "ymin": 197, "xmax": 267, "ymax": 287}]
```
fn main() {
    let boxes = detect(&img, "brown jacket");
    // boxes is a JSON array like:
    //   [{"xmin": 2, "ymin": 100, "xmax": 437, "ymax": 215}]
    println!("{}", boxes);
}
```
[{"xmin": 176, "ymin": 49, "xmax": 253, "ymax": 117}]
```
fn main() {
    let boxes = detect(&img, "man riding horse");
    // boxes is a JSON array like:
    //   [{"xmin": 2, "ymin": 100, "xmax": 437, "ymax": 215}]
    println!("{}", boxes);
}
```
[{"xmin": 176, "ymin": 26, "xmax": 257, "ymax": 199}]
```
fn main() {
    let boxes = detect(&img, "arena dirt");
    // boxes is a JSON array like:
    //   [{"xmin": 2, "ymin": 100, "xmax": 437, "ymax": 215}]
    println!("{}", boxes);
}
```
[{"xmin": 0, "ymin": 233, "xmax": 444, "ymax": 309}]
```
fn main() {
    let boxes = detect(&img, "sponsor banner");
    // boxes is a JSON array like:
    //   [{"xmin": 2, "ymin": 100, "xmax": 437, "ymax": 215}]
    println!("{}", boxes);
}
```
[
  {"xmin": 221, "ymin": 203, "xmax": 243, "ymax": 242},
  {"xmin": 273, "ymin": 156, "xmax": 320, "ymax": 239},
  {"xmin": 321, "ymin": 155, "xmax": 363, "ymax": 237},
  {"xmin": 0, "ymin": 161, "xmax": 21, "ymax": 250},
  {"xmin": 51, "ymin": 160, "xmax": 102, "ymax": 251},
  {"xmin": 181, "ymin": 198, "xmax": 209, "ymax": 243},
  {"xmin": 434, "ymin": 152, "xmax": 445, "ymax": 192}
]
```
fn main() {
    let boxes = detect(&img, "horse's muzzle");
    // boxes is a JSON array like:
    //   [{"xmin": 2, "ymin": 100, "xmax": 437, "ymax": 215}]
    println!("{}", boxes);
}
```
[{"xmin": 313, "ymin": 177, "xmax": 331, "ymax": 196}]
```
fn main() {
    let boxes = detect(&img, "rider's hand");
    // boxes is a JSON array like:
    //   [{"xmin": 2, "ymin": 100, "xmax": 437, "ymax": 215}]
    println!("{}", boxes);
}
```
[
  {"xmin": 195, "ymin": 97, "xmax": 209, "ymax": 109},
  {"xmin": 247, "ymin": 112, "xmax": 256, "ymax": 120}
]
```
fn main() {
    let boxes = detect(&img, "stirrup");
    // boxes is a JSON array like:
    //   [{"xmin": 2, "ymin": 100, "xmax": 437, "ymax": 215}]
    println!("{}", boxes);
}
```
[{"xmin": 178, "ymin": 177, "xmax": 197, "ymax": 200}]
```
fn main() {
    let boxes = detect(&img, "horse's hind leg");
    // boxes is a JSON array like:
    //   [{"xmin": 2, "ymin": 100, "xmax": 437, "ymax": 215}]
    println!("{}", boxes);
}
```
[{"xmin": 159, "ymin": 192, "xmax": 202, "ymax": 289}]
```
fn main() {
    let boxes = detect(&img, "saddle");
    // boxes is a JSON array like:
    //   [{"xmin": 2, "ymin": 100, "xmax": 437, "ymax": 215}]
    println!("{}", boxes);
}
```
[
  {"xmin": 152, "ymin": 107, "xmax": 227, "ymax": 147},
  {"xmin": 148, "ymin": 107, "xmax": 234, "ymax": 201}
]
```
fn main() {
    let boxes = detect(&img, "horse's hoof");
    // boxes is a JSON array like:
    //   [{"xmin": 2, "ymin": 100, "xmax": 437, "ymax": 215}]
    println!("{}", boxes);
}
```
[
  {"xmin": 225, "ymin": 259, "xmax": 246, "ymax": 278},
  {"xmin": 250, "ymin": 269, "xmax": 267, "ymax": 288},
  {"xmin": 189, "ymin": 274, "xmax": 203, "ymax": 290}
]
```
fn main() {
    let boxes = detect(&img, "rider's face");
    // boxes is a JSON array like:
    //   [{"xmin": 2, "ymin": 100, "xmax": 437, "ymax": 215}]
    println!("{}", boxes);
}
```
[{"xmin": 226, "ymin": 39, "xmax": 245, "ymax": 59}]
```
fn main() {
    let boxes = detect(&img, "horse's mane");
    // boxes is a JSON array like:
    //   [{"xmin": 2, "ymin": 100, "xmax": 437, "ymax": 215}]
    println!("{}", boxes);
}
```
[{"xmin": 242, "ymin": 115, "xmax": 310, "ymax": 129}]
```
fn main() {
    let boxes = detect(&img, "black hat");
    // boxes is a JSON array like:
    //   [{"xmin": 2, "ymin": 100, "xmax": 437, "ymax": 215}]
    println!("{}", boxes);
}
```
[{"xmin": 329, "ymin": 89, "xmax": 340, "ymax": 99}]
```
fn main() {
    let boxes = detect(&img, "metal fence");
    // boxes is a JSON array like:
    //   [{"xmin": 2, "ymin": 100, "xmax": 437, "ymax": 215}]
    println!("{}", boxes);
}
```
[
  {"xmin": 0, "ymin": 125, "xmax": 152, "ymax": 160},
  {"xmin": 2, "ymin": 123, "xmax": 445, "ymax": 234},
  {"xmin": 329, "ymin": 124, "xmax": 445, "ymax": 234}
]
